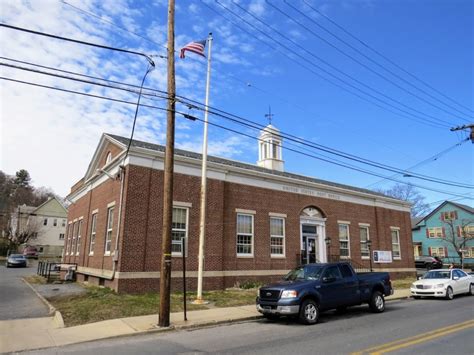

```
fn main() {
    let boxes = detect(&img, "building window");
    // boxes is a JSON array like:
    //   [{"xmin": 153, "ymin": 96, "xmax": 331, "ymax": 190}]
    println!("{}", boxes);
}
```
[
  {"xmin": 462, "ymin": 247, "xmax": 474, "ymax": 258},
  {"xmin": 270, "ymin": 217, "xmax": 285, "ymax": 257},
  {"xmin": 391, "ymin": 228, "xmax": 401, "ymax": 259},
  {"xmin": 427, "ymin": 227, "xmax": 444, "ymax": 238},
  {"xmin": 430, "ymin": 247, "xmax": 446, "ymax": 257},
  {"xmin": 105, "ymin": 207, "xmax": 114, "ymax": 255},
  {"xmin": 171, "ymin": 207, "xmax": 188, "ymax": 256},
  {"xmin": 43, "ymin": 218, "xmax": 48, "ymax": 226},
  {"xmin": 62, "ymin": 219, "xmax": 66, "ymax": 227},
  {"xmin": 89, "ymin": 213, "xmax": 97, "ymax": 255},
  {"xmin": 360, "ymin": 226, "xmax": 370, "ymax": 259},
  {"xmin": 338, "ymin": 224, "xmax": 350, "ymax": 258},
  {"xmin": 53, "ymin": 219, "xmax": 57, "ymax": 227},
  {"xmin": 441, "ymin": 211, "xmax": 457, "ymax": 220},
  {"xmin": 71, "ymin": 221, "xmax": 78, "ymax": 256},
  {"xmin": 76, "ymin": 220, "xmax": 83, "ymax": 255},
  {"xmin": 59, "ymin": 233, "xmax": 65, "ymax": 240},
  {"xmin": 237, "ymin": 213, "xmax": 253, "ymax": 256},
  {"xmin": 66, "ymin": 223, "xmax": 72, "ymax": 255}
]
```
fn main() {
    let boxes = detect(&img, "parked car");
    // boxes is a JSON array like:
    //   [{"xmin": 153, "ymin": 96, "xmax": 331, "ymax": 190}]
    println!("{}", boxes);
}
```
[
  {"xmin": 6, "ymin": 254, "xmax": 27, "ymax": 268},
  {"xmin": 414, "ymin": 256, "xmax": 443, "ymax": 270},
  {"xmin": 256, "ymin": 262, "xmax": 393, "ymax": 325},
  {"xmin": 410, "ymin": 269, "xmax": 474, "ymax": 300},
  {"xmin": 23, "ymin": 246, "xmax": 39, "ymax": 259}
]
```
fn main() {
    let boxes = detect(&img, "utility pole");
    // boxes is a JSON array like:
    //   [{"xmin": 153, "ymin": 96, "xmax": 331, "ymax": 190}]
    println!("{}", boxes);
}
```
[
  {"xmin": 159, "ymin": 0, "xmax": 175, "ymax": 328},
  {"xmin": 451, "ymin": 124, "xmax": 474, "ymax": 143}
]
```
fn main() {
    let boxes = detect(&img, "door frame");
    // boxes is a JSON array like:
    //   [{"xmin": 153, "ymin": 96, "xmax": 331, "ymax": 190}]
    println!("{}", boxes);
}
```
[{"xmin": 300, "ymin": 216, "xmax": 327, "ymax": 263}]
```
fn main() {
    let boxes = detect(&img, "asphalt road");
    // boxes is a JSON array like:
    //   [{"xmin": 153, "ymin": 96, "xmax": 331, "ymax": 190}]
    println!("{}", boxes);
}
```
[
  {"xmin": 0, "ymin": 259, "xmax": 49, "ymax": 320},
  {"xmin": 26, "ymin": 295, "xmax": 474, "ymax": 354}
]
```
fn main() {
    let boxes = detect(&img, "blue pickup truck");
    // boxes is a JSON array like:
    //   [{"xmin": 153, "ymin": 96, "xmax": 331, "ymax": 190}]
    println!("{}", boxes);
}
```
[{"xmin": 256, "ymin": 262, "xmax": 393, "ymax": 324}]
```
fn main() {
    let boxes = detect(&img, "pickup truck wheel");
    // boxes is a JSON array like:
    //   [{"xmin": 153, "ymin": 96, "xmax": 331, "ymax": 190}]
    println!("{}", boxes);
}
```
[
  {"xmin": 299, "ymin": 299, "xmax": 319, "ymax": 325},
  {"xmin": 369, "ymin": 291, "xmax": 385, "ymax": 313}
]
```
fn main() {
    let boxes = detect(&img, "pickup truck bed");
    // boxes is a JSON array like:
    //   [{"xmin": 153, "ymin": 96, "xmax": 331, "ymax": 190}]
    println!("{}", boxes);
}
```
[{"xmin": 256, "ymin": 262, "xmax": 393, "ymax": 325}]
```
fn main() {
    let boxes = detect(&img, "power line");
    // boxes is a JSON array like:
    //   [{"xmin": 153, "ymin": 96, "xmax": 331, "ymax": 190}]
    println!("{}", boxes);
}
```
[
  {"xmin": 5, "ymin": 74, "xmax": 472, "ymax": 200},
  {"xmin": 302, "ymin": 0, "xmax": 474, "ymax": 116},
  {"xmin": 276, "ymin": 0, "xmax": 471, "ymax": 121},
  {"xmin": 235, "ymin": 0, "xmax": 458, "ymax": 127},
  {"xmin": 3, "ymin": 71, "xmax": 472, "ymax": 190},
  {"xmin": 0, "ymin": 23, "xmax": 158, "ymax": 65},
  {"xmin": 213, "ymin": 1, "xmax": 451, "ymax": 129},
  {"xmin": 3, "ymin": 60, "xmax": 472, "ymax": 189}
]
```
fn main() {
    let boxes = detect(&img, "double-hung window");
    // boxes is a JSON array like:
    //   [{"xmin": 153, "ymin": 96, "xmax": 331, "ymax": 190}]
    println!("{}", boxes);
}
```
[
  {"xmin": 359, "ymin": 225, "xmax": 370, "ymax": 259},
  {"xmin": 76, "ymin": 220, "xmax": 83, "ymax": 255},
  {"xmin": 237, "ymin": 214, "xmax": 253, "ymax": 256},
  {"xmin": 89, "ymin": 213, "xmax": 97, "ymax": 255},
  {"xmin": 338, "ymin": 223, "xmax": 350, "ymax": 258},
  {"xmin": 391, "ymin": 227, "xmax": 401, "ymax": 259},
  {"xmin": 104, "ymin": 207, "xmax": 114, "ymax": 255},
  {"xmin": 71, "ymin": 222, "xmax": 78, "ymax": 256},
  {"xmin": 171, "ymin": 207, "xmax": 188, "ymax": 256},
  {"xmin": 66, "ymin": 223, "xmax": 72, "ymax": 255},
  {"xmin": 270, "ymin": 217, "xmax": 285, "ymax": 257}
]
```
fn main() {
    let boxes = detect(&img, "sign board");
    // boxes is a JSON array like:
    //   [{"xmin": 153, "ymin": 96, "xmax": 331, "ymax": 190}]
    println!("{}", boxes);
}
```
[{"xmin": 373, "ymin": 250, "xmax": 392, "ymax": 263}]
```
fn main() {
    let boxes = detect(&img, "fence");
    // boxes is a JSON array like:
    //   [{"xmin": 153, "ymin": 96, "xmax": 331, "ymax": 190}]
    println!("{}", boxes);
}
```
[{"xmin": 37, "ymin": 261, "xmax": 78, "ymax": 282}]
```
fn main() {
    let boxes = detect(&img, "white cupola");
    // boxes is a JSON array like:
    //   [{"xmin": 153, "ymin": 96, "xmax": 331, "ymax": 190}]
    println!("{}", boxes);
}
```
[{"xmin": 257, "ymin": 124, "xmax": 284, "ymax": 171}]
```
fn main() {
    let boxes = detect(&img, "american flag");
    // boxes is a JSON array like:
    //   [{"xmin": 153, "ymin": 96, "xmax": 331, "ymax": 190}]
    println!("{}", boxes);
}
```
[{"xmin": 180, "ymin": 39, "xmax": 206, "ymax": 59}]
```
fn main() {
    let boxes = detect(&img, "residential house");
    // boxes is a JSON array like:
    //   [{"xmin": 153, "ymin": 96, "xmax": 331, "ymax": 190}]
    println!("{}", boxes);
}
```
[{"xmin": 412, "ymin": 201, "xmax": 474, "ymax": 265}]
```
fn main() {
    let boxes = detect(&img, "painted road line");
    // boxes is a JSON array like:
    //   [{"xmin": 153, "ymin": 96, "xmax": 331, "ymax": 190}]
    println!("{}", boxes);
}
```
[{"xmin": 351, "ymin": 319, "xmax": 474, "ymax": 355}]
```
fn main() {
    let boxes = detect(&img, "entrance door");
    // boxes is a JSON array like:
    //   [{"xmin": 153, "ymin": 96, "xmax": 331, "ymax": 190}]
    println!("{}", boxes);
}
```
[{"xmin": 301, "ymin": 224, "xmax": 318, "ymax": 264}]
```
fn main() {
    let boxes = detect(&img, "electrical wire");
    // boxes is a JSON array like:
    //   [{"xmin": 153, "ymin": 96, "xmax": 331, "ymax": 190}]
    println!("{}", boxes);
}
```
[
  {"xmin": 213, "ymin": 1, "xmax": 451, "ymax": 129},
  {"xmin": 2, "ymin": 75, "xmax": 473, "ymax": 199},
  {"xmin": 2, "ymin": 60, "xmax": 472, "ymax": 189},
  {"xmin": 301, "ymin": 0, "xmax": 474, "ymax": 116},
  {"xmin": 276, "ymin": 0, "xmax": 471, "ymax": 121}
]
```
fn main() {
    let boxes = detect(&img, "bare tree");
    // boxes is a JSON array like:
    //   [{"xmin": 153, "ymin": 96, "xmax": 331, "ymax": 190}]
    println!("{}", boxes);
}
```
[
  {"xmin": 442, "ymin": 219, "xmax": 474, "ymax": 269},
  {"xmin": 4, "ymin": 217, "xmax": 41, "ymax": 249},
  {"xmin": 374, "ymin": 184, "xmax": 430, "ymax": 217}
]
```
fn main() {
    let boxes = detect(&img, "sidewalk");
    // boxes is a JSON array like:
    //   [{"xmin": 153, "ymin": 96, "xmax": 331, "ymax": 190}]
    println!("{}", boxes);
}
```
[{"xmin": 0, "ymin": 289, "xmax": 411, "ymax": 353}]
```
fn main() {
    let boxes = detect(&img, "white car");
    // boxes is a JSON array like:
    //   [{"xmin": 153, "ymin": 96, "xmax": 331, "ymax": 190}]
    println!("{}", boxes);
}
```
[{"xmin": 410, "ymin": 269, "xmax": 474, "ymax": 300}]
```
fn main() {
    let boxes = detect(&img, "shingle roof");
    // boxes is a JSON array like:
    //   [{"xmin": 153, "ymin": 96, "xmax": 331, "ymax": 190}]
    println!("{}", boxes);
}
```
[{"xmin": 106, "ymin": 133, "xmax": 401, "ymax": 202}]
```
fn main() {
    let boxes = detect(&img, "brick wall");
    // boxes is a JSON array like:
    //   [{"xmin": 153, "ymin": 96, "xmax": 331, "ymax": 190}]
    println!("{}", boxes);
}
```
[{"xmin": 66, "ymin": 163, "xmax": 414, "ymax": 293}]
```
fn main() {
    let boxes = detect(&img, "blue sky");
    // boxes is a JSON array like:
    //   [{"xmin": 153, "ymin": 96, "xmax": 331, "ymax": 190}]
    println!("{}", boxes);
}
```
[{"xmin": 1, "ymin": 0, "xmax": 472, "ymax": 207}]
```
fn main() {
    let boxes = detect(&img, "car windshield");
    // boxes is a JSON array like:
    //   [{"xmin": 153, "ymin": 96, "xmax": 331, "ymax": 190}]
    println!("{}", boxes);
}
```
[
  {"xmin": 10, "ymin": 254, "xmax": 25, "ymax": 259},
  {"xmin": 423, "ymin": 270, "xmax": 450, "ymax": 279},
  {"xmin": 284, "ymin": 265, "xmax": 324, "ymax": 281}
]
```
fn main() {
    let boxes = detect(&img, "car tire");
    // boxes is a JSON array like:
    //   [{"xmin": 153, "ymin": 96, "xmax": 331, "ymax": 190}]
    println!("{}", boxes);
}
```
[
  {"xmin": 445, "ymin": 286, "xmax": 454, "ymax": 300},
  {"xmin": 299, "ymin": 299, "xmax": 319, "ymax": 325},
  {"xmin": 413, "ymin": 296, "xmax": 421, "ymax": 300},
  {"xmin": 468, "ymin": 284, "xmax": 474, "ymax": 296},
  {"xmin": 369, "ymin": 291, "xmax": 385, "ymax": 313}
]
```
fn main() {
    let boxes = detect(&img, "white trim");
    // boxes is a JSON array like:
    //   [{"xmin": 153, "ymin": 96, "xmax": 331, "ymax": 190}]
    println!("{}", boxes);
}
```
[
  {"xmin": 236, "ymin": 208, "xmax": 256, "ymax": 215},
  {"xmin": 390, "ymin": 226, "xmax": 401, "ymax": 230},
  {"xmin": 107, "ymin": 201, "xmax": 116, "ymax": 208},
  {"xmin": 68, "ymin": 145, "xmax": 411, "ymax": 213},
  {"xmin": 173, "ymin": 201, "xmax": 192, "ymax": 208},
  {"xmin": 171, "ymin": 206, "xmax": 189, "ymax": 257},
  {"xmin": 338, "ymin": 220, "xmax": 351, "ymax": 225},
  {"xmin": 269, "ymin": 212, "xmax": 287, "ymax": 218},
  {"xmin": 270, "ymin": 216, "xmax": 286, "ymax": 258},
  {"xmin": 358, "ymin": 223, "xmax": 370, "ymax": 227},
  {"xmin": 91, "ymin": 209, "xmax": 99, "ymax": 214},
  {"xmin": 78, "ymin": 216, "xmax": 84, "ymax": 221},
  {"xmin": 236, "ymin": 213, "xmax": 254, "ymax": 257},
  {"xmin": 338, "ymin": 222, "xmax": 351, "ymax": 259}
]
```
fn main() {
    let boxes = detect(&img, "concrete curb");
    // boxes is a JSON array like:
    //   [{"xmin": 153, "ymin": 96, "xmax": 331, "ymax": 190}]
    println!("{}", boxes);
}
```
[{"xmin": 22, "ymin": 278, "xmax": 65, "ymax": 328}]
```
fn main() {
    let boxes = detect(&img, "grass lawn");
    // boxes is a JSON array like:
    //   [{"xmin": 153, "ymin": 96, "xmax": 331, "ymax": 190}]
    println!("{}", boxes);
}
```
[
  {"xmin": 392, "ymin": 277, "xmax": 416, "ymax": 289},
  {"xmin": 47, "ymin": 285, "xmax": 258, "ymax": 327}
]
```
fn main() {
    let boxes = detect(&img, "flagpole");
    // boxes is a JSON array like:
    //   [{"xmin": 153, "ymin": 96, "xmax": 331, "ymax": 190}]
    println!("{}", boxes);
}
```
[{"xmin": 195, "ymin": 32, "xmax": 213, "ymax": 304}]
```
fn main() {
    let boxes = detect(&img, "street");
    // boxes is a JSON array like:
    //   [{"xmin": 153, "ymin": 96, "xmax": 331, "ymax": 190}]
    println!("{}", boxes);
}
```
[
  {"xmin": 0, "ymin": 260, "xmax": 49, "ymax": 320},
  {"xmin": 25, "ymin": 296, "xmax": 473, "ymax": 354}
]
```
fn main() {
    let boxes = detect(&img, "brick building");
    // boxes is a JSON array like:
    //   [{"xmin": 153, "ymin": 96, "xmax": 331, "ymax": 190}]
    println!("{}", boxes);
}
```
[{"xmin": 64, "ymin": 126, "xmax": 415, "ymax": 293}]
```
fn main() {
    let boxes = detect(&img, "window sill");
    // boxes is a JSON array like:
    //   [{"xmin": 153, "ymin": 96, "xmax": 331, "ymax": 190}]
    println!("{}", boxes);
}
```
[
  {"xmin": 104, "ymin": 252, "xmax": 111, "ymax": 256},
  {"xmin": 89, "ymin": 253, "xmax": 94, "ymax": 256},
  {"xmin": 393, "ymin": 257, "xmax": 401, "ymax": 260},
  {"xmin": 237, "ymin": 255, "xmax": 254, "ymax": 258},
  {"xmin": 340, "ymin": 256, "xmax": 350, "ymax": 259},
  {"xmin": 361, "ymin": 256, "xmax": 370, "ymax": 260},
  {"xmin": 271, "ymin": 255, "xmax": 286, "ymax": 259}
]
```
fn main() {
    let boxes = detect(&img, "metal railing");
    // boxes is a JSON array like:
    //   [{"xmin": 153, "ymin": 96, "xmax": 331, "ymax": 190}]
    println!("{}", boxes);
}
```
[
  {"xmin": 37, "ymin": 261, "xmax": 78, "ymax": 282},
  {"xmin": 295, "ymin": 253, "xmax": 372, "ymax": 272}
]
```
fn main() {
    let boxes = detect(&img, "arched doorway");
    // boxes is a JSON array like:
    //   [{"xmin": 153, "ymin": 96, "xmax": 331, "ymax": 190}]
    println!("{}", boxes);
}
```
[{"xmin": 300, "ymin": 206, "xmax": 327, "ymax": 264}]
